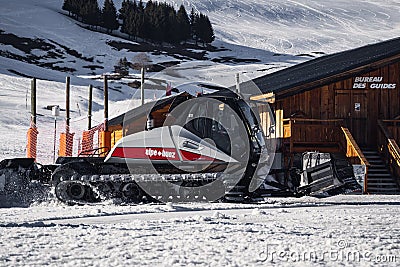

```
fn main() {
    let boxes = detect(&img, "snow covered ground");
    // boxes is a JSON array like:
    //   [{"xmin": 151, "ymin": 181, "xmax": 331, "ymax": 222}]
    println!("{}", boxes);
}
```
[{"xmin": 1, "ymin": 195, "xmax": 399, "ymax": 266}]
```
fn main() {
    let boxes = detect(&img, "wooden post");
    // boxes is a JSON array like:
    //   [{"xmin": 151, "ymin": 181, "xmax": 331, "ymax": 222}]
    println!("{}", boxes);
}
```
[
  {"xmin": 88, "ymin": 84, "xmax": 93, "ymax": 130},
  {"xmin": 276, "ymin": 109, "xmax": 284, "ymax": 139},
  {"xmin": 101, "ymin": 75, "xmax": 111, "ymax": 155},
  {"xmin": 31, "ymin": 78, "xmax": 36, "ymax": 125},
  {"xmin": 27, "ymin": 78, "xmax": 38, "ymax": 159},
  {"xmin": 141, "ymin": 67, "xmax": 145, "ymax": 105},
  {"xmin": 66, "ymin": 77, "xmax": 70, "ymax": 128},
  {"xmin": 289, "ymin": 119, "xmax": 293, "ymax": 154},
  {"xmin": 58, "ymin": 77, "xmax": 74, "ymax": 157},
  {"xmin": 364, "ymin": 165, "xmax": 369, "ymax": 194},
  {"xmin": 104, "ymin": 75, "xmax": 109, "ymax": 132}
]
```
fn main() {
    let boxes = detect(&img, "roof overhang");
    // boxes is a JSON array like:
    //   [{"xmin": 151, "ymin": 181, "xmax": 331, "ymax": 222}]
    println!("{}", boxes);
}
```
[{"xmin": 250, "ymin": 92, "xmax": 275, "ymax": 103}]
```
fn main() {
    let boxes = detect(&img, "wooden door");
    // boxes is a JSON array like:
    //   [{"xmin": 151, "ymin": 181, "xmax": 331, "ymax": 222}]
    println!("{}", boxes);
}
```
[{"xmin": 335, "ymin": 90, "xmax": 368, "ymax": 146}]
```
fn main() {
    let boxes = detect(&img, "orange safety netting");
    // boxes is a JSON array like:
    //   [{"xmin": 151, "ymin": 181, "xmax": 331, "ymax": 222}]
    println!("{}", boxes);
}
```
[
  {"xmin": 78, "ymin": 123, "xmax": 105, "ymax": 156},
  {"xmin": 26, "ymin": 121, "xmax": 39, "ymax": 160},
  {"xmin": 58, "ymin": 125, "xmax": 75, "ymax": 157},
  {"xmin": 26, "ymin": 115, "xmax": 108, "ymax": 163}
]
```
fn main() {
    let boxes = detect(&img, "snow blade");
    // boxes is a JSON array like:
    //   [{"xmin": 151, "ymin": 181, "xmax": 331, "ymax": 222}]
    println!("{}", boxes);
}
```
[
  {"xmin": 0, "ymin": 158, "xmax": 35, "ymax": 170},
  {"xmin": 296, "ymin": 153, "xmax": 362, "ymax": 197},
  {"xmin": 0, "ymin": 158, "xmax": 48, "ymax": 207},
  {"xmin": 297, "ymin": 161, "xmax": 342, "ymax": 197}
]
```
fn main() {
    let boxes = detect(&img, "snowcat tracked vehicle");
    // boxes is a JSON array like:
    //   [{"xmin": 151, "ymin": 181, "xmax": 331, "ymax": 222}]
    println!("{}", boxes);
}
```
[{"xmin": 48, "ymin": 89, "xmax": 283, "ymax": 204}]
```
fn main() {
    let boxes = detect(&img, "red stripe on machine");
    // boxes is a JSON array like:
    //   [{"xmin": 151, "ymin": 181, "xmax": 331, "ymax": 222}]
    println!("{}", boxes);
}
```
[
  {"xmin": 112, "ymin": 147, "xmax": 179, "ymax": 160},
  {"xmin": 180, "ymin": 150, "xmax": 216, "ymax": 162}
]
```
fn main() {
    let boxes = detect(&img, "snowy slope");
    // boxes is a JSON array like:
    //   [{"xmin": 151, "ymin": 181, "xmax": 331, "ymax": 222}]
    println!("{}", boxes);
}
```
[
  {"xmin": 106, "ymin": 0, "xmax": 400, "ymax": 54},
  {"xmin": 183, "ymin": 0, "xmax": 400, "ymax": 54},
  {"xmin": 0, "ymin": 0, "xmax": 301, "ymax": 81},
  {"xmin": 2, "ymin": 0, "xmax": 400, "ymax": 80}
]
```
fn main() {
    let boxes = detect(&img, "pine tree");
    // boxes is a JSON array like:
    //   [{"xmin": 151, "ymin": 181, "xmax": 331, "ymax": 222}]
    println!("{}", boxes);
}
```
[
  {"xmin": 166, "ymin": 7, "xmax": 180, "ymax": 43},
  {"xmin": 153, "ymin": 3, "xmax": 172, "ymax": 42},
  {"xmin": 136, "ymin": 0, "xmax": 145, "ymax": 37},
  {"xmin": 125, "ymin": 0, "xmax": 142, "ymax": 39},
  {"xmin": 138, "ymin": 0, "xmax": 144, "ymax": 12},
  {"xmin": 144, "ymin": 0, "xmax": 156, "ymax": 40},
  {"xmin": 76, "ymin": 0, "xmax": 87, "ymax": 20},
  {"xmin": 190, "ymin": 8, "xmax": 196, "ymax": 26},
  {"xmin": 176, "ymin": 5, "xmax": 191, "ymax": 42},
  {"xmin": 63, "ymin": 0, "xmax": 84, "ymax": 20},
  {"xmin": 102, "ymin": 0, "xmax": 119, "ymax": 33},
  {"xmin": 62, "ymin": 0, "xmax": 73, "ymax": 16},
  {"xmin": 125, "ymin": 0, "xmax": 145, "ymax": 39},
  {"xmin": 62, "ymin": 0, "xmax": 215, "ymax": 45},
  {"xmin": 198, "ymin": 14, "xmax": 214, "ymax": 44},
  {"xmin": 80, "ymin": 0, "xmax": 100, "ymax": 26},
  {"xmin": 119, "ymin": 0, "xmax": 132, "ymax": 33},
  {"xmin": 119, "ymin": 0, "xmax": 129, "ymax": 21},
  {"xmin": 190, "ymin": 8, "xmax": 198, "ymax": 43}
]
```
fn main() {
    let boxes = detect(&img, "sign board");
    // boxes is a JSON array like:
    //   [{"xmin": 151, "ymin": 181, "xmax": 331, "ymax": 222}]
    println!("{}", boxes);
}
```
[
  {"xmin": 354, "ymin": 102, "xmax": 361, "ymax": 111},
  {"xmin": 353, "ymin": 76, "xmax": 396, "ymax": 89}
]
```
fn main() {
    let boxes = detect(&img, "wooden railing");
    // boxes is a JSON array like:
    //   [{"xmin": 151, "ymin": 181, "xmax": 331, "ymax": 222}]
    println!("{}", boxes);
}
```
[
  {"xmin": 339, "ymin": 127, "xmax": 370, "ymax": 193},
  {"xmin": 377, "ymin": 120, "xmax": 400, "ymax": 188},
  {"xmin": 283, "ymin": 118, "xmax": 343, "ymax": 152},
  {"xmin": 339, "ymin": 127, "xmax": 369, "ymax": 165},
  {"xmin": 382, "ymin": 120, "xmax": 400, "ymax": 141}
]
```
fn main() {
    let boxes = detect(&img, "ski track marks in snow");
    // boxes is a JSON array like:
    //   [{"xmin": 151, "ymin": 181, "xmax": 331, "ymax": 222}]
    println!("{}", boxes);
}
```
[
  {"xmin": 1, "ymin": 196, "xmax": 400, "ymax": 266},
  {"xmin": 168, "ymin": 0, "xmax": 400, "ymax": 54}
]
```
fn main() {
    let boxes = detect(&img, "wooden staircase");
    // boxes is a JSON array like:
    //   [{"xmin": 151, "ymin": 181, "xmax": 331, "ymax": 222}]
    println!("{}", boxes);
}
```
[{"xmin": 362, "ymin": 148, "xmax": 400, "ymax": 194}]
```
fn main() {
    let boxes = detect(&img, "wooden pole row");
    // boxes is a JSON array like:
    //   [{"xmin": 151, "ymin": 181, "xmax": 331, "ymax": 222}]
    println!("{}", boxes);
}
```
[{"xmin": 29, "ymin": 76, "xmax": 98, "ymax": 132}]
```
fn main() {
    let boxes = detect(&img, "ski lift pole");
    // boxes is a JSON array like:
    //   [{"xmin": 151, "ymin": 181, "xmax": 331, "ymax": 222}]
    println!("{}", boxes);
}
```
[
  {"xmin": 52, "ymin": 105, "xmax": 60, "ymax": 163},
  {"xmin": 31, "ymin": 78, "xmax": 37, "ymax": 125},
  {"xmin": 66, "ymin": 76, "xmax": 70, "ymax": 130},
  {"xmin": 104, "ymin": 75, "xmax": 109, "ymax": 132},
  {"xmin": 88, "ymin": 84, "xmax": 93, "ymax": 130},
  {"xmin": 27, "ymin": 78, "xmax": 38, "ymax": 159},
  {"xmin": 141, "ymin": 67, "xmax": 145, "ymax": 105}
]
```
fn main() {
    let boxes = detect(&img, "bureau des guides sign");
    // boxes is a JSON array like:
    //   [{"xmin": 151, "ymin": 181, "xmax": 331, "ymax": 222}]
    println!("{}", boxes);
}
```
[{"xmin": 353, "ymin": 76, "xmax": 397, "ymax": 89}]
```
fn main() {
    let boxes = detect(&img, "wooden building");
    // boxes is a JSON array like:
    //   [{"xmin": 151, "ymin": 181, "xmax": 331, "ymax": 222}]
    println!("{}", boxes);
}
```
[{"xmin": 251, "ymin": 37, "xmax": 400, "ymax": 194}]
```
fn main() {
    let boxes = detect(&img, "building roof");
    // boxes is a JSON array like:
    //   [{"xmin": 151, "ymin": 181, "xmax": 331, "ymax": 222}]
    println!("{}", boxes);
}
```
[
  {"xmin": 108, "ymin": 92, "xmax": 191, "ymax": 128},
  {"xmin": 251, "ymin": 37, "xmax": 400, "ymax": 99},
  {"xmin": 107, "ymin": 89, "xmax": 240, "ymax": 129}
]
